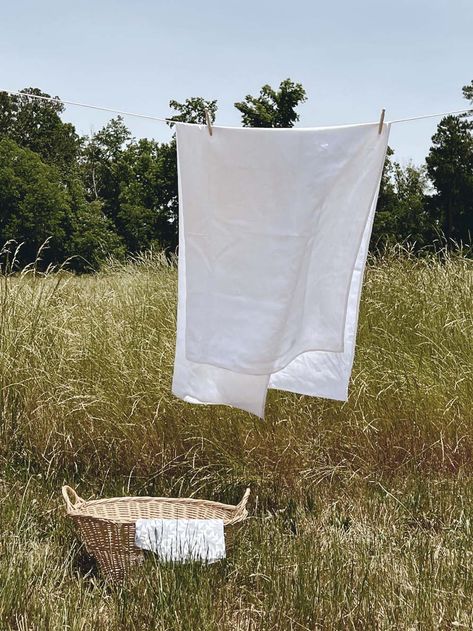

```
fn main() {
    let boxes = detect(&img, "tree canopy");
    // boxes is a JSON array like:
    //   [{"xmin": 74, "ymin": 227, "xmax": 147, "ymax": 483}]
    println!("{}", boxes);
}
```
[
  {"xmin": 0, "ymin": 87, "xmax": 79, "ymax": 171},
  {"xmin": 426, "ymin": 115, "xmax": 473, "ymax": 242},
  {"xmin": 0, "ymin": 79, "xmax": 472, "ymax": 271},
  {"xmin": 372, "ymin": 148, "xmax": 432, "ymax": 248},
  {"xmin": 235, "ymin": 79, "xmax": 307, "ymax": 128},
  {"xmin": 0, "ymin": 138, "xmax": 69, "ymax": 265}
]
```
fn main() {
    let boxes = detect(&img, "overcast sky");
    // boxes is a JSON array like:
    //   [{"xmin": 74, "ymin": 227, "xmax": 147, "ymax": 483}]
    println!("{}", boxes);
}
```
[{"xmin": 1, "ymin": 0, "xmax": 472, "ymax": 164}]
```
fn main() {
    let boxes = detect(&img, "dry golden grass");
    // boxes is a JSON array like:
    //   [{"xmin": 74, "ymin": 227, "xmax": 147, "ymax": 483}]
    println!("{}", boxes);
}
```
[{"xmin": 0, "ymin": 247, "xmax": 472, "ymax": 629}]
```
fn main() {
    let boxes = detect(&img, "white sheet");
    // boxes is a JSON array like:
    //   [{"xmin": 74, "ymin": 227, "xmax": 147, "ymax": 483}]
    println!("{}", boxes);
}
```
[
  {"xmin": 134, "ymin": 518, "xmax": 225, "ymax": 563},
  {"xmin": 172, "ymin": 122, "xmax": 390, "ymax": 417}
]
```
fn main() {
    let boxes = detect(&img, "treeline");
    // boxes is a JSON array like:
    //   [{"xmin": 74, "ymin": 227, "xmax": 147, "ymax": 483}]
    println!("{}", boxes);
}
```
[{"xmin": 0, "ymin": 80, "xmax": 472, "ymax": 271}]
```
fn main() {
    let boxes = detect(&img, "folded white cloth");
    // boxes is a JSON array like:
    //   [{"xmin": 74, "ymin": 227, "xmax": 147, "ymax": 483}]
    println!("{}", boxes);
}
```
[
  {"xmin": 134, "ymin": 518, "xmax": 226, "ymax": 563},
  {"xmin": 173, "ymin": 122, "xmax": 390, "ymax": 417}
]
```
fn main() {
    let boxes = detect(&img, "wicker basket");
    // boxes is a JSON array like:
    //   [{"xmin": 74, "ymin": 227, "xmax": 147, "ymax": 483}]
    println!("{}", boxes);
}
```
[{"xmin": 62, "ymin": 485, "xmax": 250, "ymax": 581}]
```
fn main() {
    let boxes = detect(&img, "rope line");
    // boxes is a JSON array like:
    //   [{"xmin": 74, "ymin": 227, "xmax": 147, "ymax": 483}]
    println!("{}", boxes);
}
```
[
  {"xmin": 3, "ymin": 89, "xmax": 172, "ymax": 123},
  {"xmin": 388, "ymin": 108, "xmax": 472, "ymax": 123},
  {"xmin": 2, "ymin": 89, "xmax": 473, "ymax": 126}
]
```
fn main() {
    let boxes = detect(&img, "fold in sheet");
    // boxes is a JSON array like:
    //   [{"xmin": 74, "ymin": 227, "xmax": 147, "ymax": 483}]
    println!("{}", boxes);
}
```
[{"xmin": 172, "ymin": 122, "xmax": 390, "ymax": 417}]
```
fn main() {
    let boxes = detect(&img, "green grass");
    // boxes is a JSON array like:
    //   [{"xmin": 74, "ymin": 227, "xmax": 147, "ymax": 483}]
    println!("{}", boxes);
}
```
[{"xmin": 0, "ymin": 248, "xmax": 472, "ymax": 629}]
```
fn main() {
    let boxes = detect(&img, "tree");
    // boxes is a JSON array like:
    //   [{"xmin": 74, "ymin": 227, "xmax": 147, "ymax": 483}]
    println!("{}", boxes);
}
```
[
  {"xmin": 80, "ymin": 104, "xmax": 202, "ymax": 253},
  {"xmin": 0, "ymin": 138, "xmax": 70, "ymax": 265},
  {"xmin": 235, "ymin": 79, "xmax": 307, "ymax": 128},
  {"xmin": 80, "ymin": 116, "xmax": 131, "ymax": 219},
  {"xmin": 426, "ymin": 115, "xmax": 473, "ymax": 243},
  {"xmin": 372, "ymin": 149, "xmax": 431, "ymax": 248},
  {"xmin": 168, "ymin": 97, "xmax": 217, "ymax": 125},
  {"xmin": 0, "ymin": 88, "xmax": 79, "ymax": 171},
  {"xmin": 66, "ymin": 199, "xmax": 125, "ymax": 272},
  {"xmin": 63, "ymin": 173, "xmax": 125, "ymax": 271},
  {"xmin": 117, "ymin": 139, "xmax": 178, "ymax": 251},
  {"xmin": 0, "ymin": 137, "xmax": 124, "ymax": 271},
  {"xmin": 462, "ymin": 80, "xmax": 473, "ymax": 107}
]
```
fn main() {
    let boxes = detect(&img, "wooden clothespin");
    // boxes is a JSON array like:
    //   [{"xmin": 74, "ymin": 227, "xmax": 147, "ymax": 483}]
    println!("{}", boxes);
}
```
[
  {"xmin": 204, "ymin": 109, "xmax": 213, "ymax": 136},
  {"xmin": 378, "ymin": 108, "xmax": 386, "ymax": 134}
]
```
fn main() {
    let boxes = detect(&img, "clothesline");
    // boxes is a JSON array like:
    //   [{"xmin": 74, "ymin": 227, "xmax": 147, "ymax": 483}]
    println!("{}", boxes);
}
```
[
  {"xmin": 2, "ymin": 88, "xmax": 473, "ymax": 126},
  {"xmin": 389, "ymin": 109, "xmax": 473, "ymax": 123},
  {"xmin": 3, "ymin": 89, "xmax": 171, "ymax": 123}
]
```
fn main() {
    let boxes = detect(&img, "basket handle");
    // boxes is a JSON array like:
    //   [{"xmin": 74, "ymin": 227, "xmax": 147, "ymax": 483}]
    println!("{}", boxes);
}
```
[
  {"xmin": 62, "ymin": 485, "xmax": 84, "ymax": 511},
  {"xmin": 235, "ymin": 487, "xmax": 251, "ymax": 515}
]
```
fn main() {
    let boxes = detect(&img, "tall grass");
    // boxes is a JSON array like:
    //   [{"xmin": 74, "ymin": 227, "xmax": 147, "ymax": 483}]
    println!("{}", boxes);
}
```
[
  {"xmin": 0, "ymin": 247, "xmax": 472, "ymax": 629},
  {"xmin": 1, "ymin": 247, "xmax": 471, "ymax": 495}
]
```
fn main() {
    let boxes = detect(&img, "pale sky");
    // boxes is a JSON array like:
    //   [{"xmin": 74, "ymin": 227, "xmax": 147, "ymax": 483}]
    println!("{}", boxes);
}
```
[{"xmin": 1, "ymin": 0, "xmax": 472, "ymax": 164}]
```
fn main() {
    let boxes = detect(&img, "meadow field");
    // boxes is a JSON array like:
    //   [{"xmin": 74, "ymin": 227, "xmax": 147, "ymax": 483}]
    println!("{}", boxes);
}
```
[{"xmin": 0, "ymin": 248, "xmax": 472, "ymax": 630}]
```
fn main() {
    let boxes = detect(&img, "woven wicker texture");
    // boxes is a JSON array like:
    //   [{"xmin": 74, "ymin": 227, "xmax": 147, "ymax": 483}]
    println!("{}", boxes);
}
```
[{"xmin": 62, "ymin": 485, "xmax": 250, "ymax": 581}]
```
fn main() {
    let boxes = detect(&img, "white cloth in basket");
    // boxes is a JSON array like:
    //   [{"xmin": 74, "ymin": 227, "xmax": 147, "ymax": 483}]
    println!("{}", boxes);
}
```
[
  {"xmin": 172, "ymin": 121, "xmax": 390, "ymax": 417},
  {"xmin": 134, "ymin": 518, "xmax": 226, "ymax": 563}
]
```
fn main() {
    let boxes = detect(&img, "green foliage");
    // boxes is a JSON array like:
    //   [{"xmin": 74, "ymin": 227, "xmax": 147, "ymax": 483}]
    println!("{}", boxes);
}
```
[
  {"xmin": 80, "ymin": 116, "xmax": 131, "ymax": 217},
  {"xmin": 426, "ymin": 115, "xmax": 473, "ymax": 242},
  {"xmin": 64, "ymin": 179, "xmax": 126, "ymax": 272},
  {"xmin": 0, "ymin": 138, "xmax": 69, "ymax": 265},
  {"xmin": 81, "ymin": 117, "xmax": 180, "ymax": 252},
  {"xmin": 1, "ymin": 81, "xmax": 473, "ymax": 270},
  {"xmin": 235, "ymin": 78, "xmax": 307, "ymax": 127},
  {"xmin": 0, "ymin": 137, "xmax": 124, "ymax": 271},
  {"xmin": 168, "ymin": 97, "xmax": 217, "ymax": 125},
  {"xmin": 66, "ymin": 200, "xmax": 126, "ymax": 272},
  {"xmin": 0, "ymin": 88, "xmax": 79, "ymax": 171},
  {"xmin": 117, "ymin": 139, "xmax": 179, "ymax": 251},
  {"xmin": 84, "ymin": 97, "xmax": 219, "ymax": 253},
  {"xmin": 462, "ymin": 79, "xmax": 473, "ymax": 106},
  {"xmin": 372, "ymin": 148, "xmax": 432, "ymax": 248}
]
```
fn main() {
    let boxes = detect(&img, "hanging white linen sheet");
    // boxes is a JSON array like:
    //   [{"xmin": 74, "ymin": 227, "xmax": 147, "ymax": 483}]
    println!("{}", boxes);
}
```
[{"xmin": 172, "ymin": 122, "xmax": 390, "ymax": 417}]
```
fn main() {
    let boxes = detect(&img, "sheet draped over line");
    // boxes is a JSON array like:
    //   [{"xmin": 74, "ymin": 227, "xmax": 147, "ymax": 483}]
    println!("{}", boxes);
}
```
[
  {"xmin": 172, "ymin": 121, "xmax": 391, "ymax": 418},
  {"xmin": 134, "ymin": 518, "xmax": 226, "ymax": 563}
]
